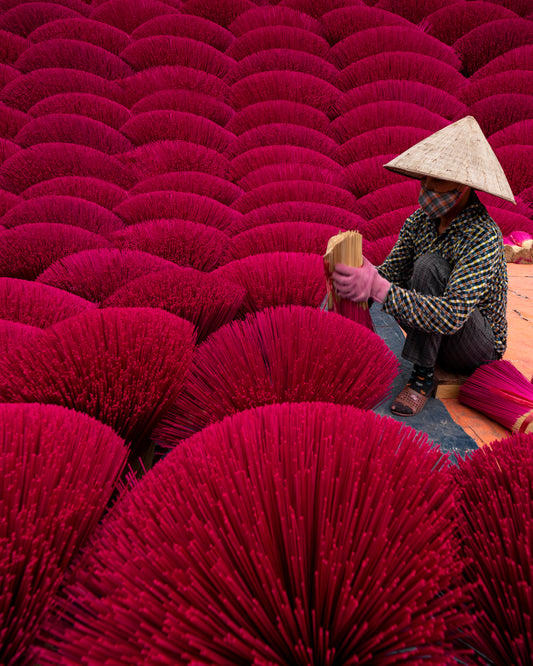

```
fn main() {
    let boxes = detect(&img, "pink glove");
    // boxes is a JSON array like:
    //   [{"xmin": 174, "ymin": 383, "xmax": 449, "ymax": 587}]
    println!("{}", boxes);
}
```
[{"xmin": 332, "ymin": 257, "xmax": 391, "ymax": 303}]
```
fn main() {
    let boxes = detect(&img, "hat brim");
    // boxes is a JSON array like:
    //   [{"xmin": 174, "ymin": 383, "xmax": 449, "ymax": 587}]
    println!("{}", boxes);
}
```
[{"xmin": 382, "ymin": 116, "xmax": 516, "ymax": 204}]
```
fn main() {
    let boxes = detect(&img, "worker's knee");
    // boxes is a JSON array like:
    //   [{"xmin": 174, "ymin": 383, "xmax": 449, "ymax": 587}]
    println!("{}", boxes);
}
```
[{"xmin": 411, "ymin": 252, "xmax": 452, "ymax": 294}]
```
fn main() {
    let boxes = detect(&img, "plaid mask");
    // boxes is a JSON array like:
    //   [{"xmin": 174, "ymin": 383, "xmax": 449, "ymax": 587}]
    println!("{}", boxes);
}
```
[{"xmin": 418, "ymin": 186, "xmax": 463, "ymax": 219}]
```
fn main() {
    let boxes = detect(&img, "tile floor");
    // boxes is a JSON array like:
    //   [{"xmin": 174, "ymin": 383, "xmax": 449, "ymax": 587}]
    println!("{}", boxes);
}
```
[{"xmin": 442, "ymin": 263, "xmax": 533, "ymax": 447}]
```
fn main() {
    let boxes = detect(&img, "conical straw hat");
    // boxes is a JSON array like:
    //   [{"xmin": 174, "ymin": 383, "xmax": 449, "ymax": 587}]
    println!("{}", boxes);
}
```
[{"xmin": 383, "ymin": 116, "xmax": 515, "ymax": 203}]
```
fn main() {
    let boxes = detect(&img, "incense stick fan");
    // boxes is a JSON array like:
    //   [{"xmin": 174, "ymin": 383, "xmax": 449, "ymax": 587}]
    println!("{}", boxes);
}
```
[
  {"xmin": 323, "ymin": 230, "xmax": 374, "ymax": 330},
  {"xmin": 458, "ymin": 359, "xmax": 533, "ymax": 434}
]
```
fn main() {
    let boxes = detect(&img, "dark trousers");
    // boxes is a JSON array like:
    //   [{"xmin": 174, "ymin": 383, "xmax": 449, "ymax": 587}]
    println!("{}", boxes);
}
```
[{"xmin": 401, "ymin": 253, "xmax": 499, "ymax": 373}]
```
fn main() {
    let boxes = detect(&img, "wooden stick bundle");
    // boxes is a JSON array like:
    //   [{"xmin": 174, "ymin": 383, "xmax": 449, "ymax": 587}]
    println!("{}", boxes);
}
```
[{"xmin": 323, "ymin": 230, "xmax": 373, "ymax": 330}]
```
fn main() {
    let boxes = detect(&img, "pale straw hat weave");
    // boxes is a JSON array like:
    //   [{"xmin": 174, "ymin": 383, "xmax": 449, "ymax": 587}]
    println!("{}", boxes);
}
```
[{"xmin": 383, "ymin": 116, "xmax": 516, "ymax": 204}]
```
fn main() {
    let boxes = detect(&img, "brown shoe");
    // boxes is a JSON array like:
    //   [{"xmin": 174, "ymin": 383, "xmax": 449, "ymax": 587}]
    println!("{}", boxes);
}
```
[{"xmin": 390, "ymin": 382, "xmax": 434, "ymax": 416}]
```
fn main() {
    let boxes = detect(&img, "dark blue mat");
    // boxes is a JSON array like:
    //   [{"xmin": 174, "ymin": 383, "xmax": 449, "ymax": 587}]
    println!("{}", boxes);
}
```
[{"xmin": 370, "ymin": 304, "xmax": 477, "ymax": 458}]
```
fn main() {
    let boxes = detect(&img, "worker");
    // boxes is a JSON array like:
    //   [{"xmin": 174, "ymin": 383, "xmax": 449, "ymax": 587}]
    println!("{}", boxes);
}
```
[{"xmin": 332, "ymin": 116, "xmax": 515, "ymax": 416}]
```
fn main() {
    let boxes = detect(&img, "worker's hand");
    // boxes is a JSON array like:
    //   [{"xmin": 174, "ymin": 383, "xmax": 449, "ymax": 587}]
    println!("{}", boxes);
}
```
[{"xmin": 332, "ymin": 257, "xmax": 391, "ymax": 303}]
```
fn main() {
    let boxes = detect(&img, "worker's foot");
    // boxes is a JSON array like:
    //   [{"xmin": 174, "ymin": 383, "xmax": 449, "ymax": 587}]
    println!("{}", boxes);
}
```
[{"xmin": 390, "ymin": 365, "xmax": 435, "ymax": 416}]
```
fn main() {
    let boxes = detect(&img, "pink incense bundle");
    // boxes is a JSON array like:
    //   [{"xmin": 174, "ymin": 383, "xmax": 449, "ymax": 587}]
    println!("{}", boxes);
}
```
[
  {"xmin": 0, "ymin": 195, "xmax": 125, "ymax": 235},
  {"xmin": 0, "ymin": 102, "xmax": 28, "ymax": 139},
  {"xmin": 453, "ymin": 18, "xmax": 533, "ymax": 77},
  {"xmin": 419, "ymin": 2, "xmax": 517, "ymax": 46},
  {"xmin": 228, "ymin": 200, "xmax": 365, "ymax": 238},
  {"xmin": 15, "ymin": 113, "xmax": 134, "ymax": 153},
  {"xmin": 336, "ymin": 125, "xmax": 432, "ymax": 165},
  {"xmin": 224, "ymin": 25, "xmax": 330, "ymax": 61},
  {"xmin": 227, "ymin": 70, "xmax": 341, "ymax": 115},
  {"xmin": 130, "ymin": 88, "xmax": 234, "ymax": 126},
  {"xmin": 329, "ymin": 101, "xmax": 447, "ymax": 143},
  {"xmin": 361, "ymin": 205, "xmax": 417, "ymax": 241},
  {"xmin": 225, "ymin": 99, "xmax": 330, "ymax": 135},
  {"xmin": 154, "ymin": 304, "xmax": 398, "ymax": 442},
  {"xmin": 36, "ymin": 402, "xmax": 466, "ymax": 663},
  {"xmin": 228, "ymin": 144, "xmax": 340, "ymax": 182},
  {"xmin": 0, "ymin": 142, "xmax": 137, "ymax": 194},
  {"xmin": 0, "ymin": 62, "xmax": 19, "ymax": 91},
  {"xmin": 112, "ymin": 191, "xmax": 239, "ymax": 232},
  {"xmin": 27, "ymin": 92, "xmax": 131, "ymax": 131},
  {"xmin": 472, "ymin": 93, "xmax": 533, "ymax": 137},
  {"xmin": 342, "ymin": 154, "xmax": 407, "ymax": 198},
  {"xmin": 225, "ymin": 121, "xmax": 339, "ymax": 161},
  {"xmin": 222, "ymin": 220, "xmax": 342, "ymax": 263},
  {"xmin": 354, "ymin": 180, "xmax": 421, "ymax": 220},
  {"xmin": 230, "ymin": 179, "xmax": 358, "ymax": 215},
  {"xmin": 0, "ymin": 137, "xmax": 19, "ymax": 164},
  {"xmin": 0, "ymin": 318, "xmax": 40, "ymax": 353},
  {"xmin": 0, "ymin": 188, "xmax": 21, "ymax": 217},
  {"xmin": 279, "ymin": 0, "xmax": 357, "ymax": 19},
  {"xmin": 4, "ymin": 0, "xmax": 91, "ymax": 18},
  {"xmin": 237, "ymin": 162, "xmax": 347, "ymax": 191},
  {"xmin": 130, "ymin": 14, "xmax": 233, "ymax": 52},
  {"xmin": 116, "ymin": 139, "xmax": 229, "ymax": 179},
  {"xmin": 494, "ymin": 144, "xmax": 533, "ymax": 196},
  {"xmin": 336, "ymin": 51, "xmax": 467, "ymax": 96},
  {"xmin": 129, "ymin": 170, "xmax": 243, "ymax": 206},
  {"xmin": 0, "ymin": 68, "xmax": 125, "ymax": 112},
  {"xmin": 90, "ymin": 0, "xmax": 180, "ymax": 34},
  {"xmin": 117, "ymin": 66, "xmax": 229, "ymax": 107},
  {"xmin": 181, "ymin": 0, "xmax": 255, "ymax": 29},
  {"xmin": 0, "ymin": 402, "xmax": 127, "ymax": 665},
  {"xmin": 14, "ymin": 38, "xmax": 134, "ymax": 79},
  {"xmin": 227, "ymin": 5, "xmax": 323, "ymax": 37},
  {"xmin": 373, "ymin": 0, "xmax": 453, "ymax": 26},
  {"xmin": 120, "ymin": 35, "xmax": 234, "ymax": 77},
  {"xmin": 453, "ymin": 431, "xmax": 533, "ymax": 662},
  {"xmin": 321, "ymin": 4, "xmax": 412, "ymax": 44},
  {"xmin": 458, "ymin": 359, "xmax": 533, "ymax": 435},
  {"xmin": 21, "ymin": 176, "xmax": 128, "ymax": 210},
  {"xmin": 329, "ymin": 25, "xmax": 461, "ymax": 70},
  {"xmin": 225, "ymin": 48, "xmax": 339, "ymax": 87},
  {"xmin": 213, "ymin": 251, "xmax": 326, "ymax": 314},
  {"xmin": 486, "ymin": 205, "xmax": 533, "ymax": 240},
  {"xmin": 109, "ymin": 218, "xmax": 229, "ymax": 271},
  {"xmin": 0, "ymin": 28, "xmax": 29, "ymax": 64},
  {"xmin": 101, "ymin": 266, "xmax": 246, "ymax": 342},
  {"xmin": 28, "ymin": 16, "xmax": 131, "ymax": 54},
  {"xmin": 0, "ymin": 222, "xmax": 111, "ymax": 280},
  {"xmin": 365, "ymin": 234, "xmax": 398, "ymax": 267},
  {"xmin": 36, "ymin": 248, "xmax": 177, "ymax": 303},
  {"xmin": 459, "ymin": 70, "xmax": 533, "ymax": 107},
  {"xmin": 489, "ymin": 118, "xmax": 533, "ymax": 149},
  {"xmin": 0, "ymin": 2, "xmax": 83, "ymax": 37},
  {"xmin": 0, "ymin": 307, "xmax": 196, "ymax": 464},
  {"xmin": 521, "ymin": 185, "xmax": 533, "ymax": 209},
  {"xmin": 503, "ymin": 230, "xmax": 533, "ymax": 264},
  {"xmin": 334, "ymin": 80, "xmax": 468, "ymax": 121},
  {"xmin": 120, "ymin": 109, "xmax": 233, "ymax": 151},
  {"xmin": 470, "ymin": 45, "xmax": 533, "ymax": 82},
  {"xmin": 323, "ymin": 229, "xmax": 374, "ymax": 331},
  {"xmin": 0, "ymin": 276, "xmax": 95, "ymax": 327}
]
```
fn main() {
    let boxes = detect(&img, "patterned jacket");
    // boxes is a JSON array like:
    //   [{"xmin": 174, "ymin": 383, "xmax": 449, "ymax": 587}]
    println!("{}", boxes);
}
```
[{"xmin": 377, "ymin": 192, "xmax": 508, "ymax": 357}]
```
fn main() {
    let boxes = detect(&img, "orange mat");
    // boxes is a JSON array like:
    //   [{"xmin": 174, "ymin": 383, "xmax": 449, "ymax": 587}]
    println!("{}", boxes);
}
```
[{"xmin": 443, "ymin": 263, "xmax": 533, "ymax": 447}]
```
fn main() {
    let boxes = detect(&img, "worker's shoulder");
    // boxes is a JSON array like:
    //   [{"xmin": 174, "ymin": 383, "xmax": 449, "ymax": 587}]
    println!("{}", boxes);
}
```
[{"xmin": 462, "ymin": 202, "xmax": 501, "ymax": 239}]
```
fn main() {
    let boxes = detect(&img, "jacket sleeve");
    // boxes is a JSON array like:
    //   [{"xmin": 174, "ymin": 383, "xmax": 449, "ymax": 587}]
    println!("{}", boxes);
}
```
[{"xmin": 376, "ymin": 214, "xmax": 417, "ymax": 289}]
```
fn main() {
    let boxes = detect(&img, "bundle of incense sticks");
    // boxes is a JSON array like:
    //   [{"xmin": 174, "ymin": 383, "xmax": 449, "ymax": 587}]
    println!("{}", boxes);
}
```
[
  {"xmin": 458, "ymin": 359, "xmax": 533, "ymax": 434},
  {"xmin": 323, "ymin": 230, "xmax": 374, "ymax": 330}
]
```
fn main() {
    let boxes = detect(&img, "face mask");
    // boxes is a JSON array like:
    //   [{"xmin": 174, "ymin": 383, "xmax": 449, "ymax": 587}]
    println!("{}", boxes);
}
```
[{"xmin": 418, "ymin": 186, "xmax": 463, "ymax": 219}]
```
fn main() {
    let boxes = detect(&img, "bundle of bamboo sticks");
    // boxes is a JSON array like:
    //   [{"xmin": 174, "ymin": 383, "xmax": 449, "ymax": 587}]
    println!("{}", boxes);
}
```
[{"xmin": 323, "ymin": 230, "xmax": 373, "ymax": 330}]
